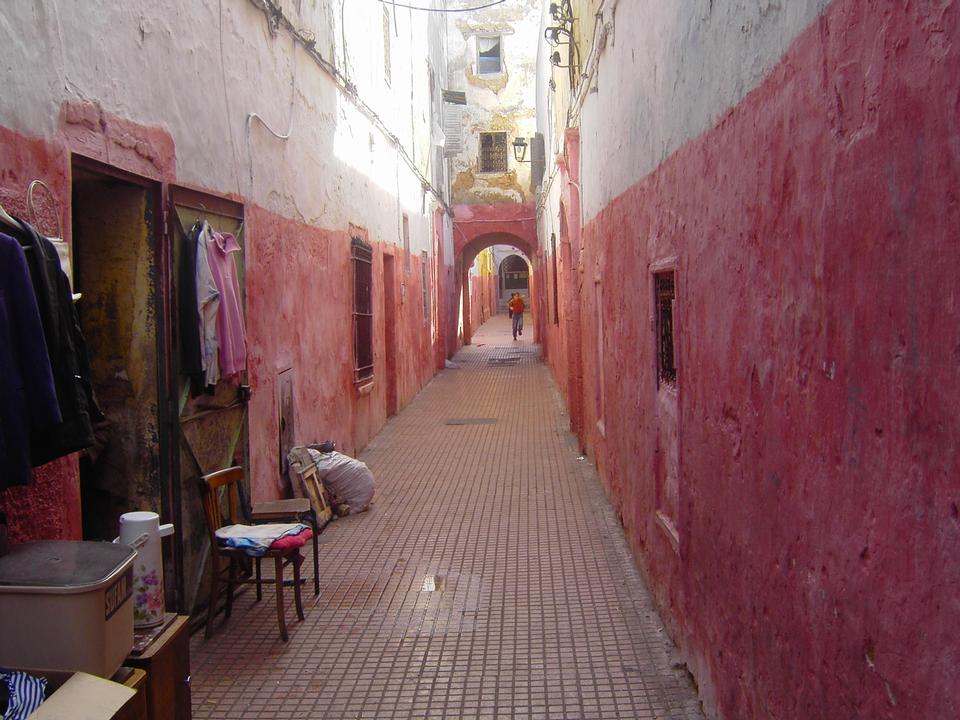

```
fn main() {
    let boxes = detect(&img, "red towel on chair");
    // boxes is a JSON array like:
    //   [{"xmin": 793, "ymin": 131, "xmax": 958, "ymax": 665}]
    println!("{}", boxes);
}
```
[{"xmin": 269, "ymin": 526, "xmax": 313, "ymax": 550}]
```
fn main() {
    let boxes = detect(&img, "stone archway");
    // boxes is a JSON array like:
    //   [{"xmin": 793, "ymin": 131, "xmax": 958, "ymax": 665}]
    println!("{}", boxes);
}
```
[
  {"xmin": 452, "ymin": 201, "xmax": 539, "ymax": 347},
  {"xmin": 457, "ymin": 232, "xmax": 537, "ymax": 346}
]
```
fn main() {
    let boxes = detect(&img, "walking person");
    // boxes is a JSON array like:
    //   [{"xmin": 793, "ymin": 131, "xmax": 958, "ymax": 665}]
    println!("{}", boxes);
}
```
[{"xmin": 508, "ymin": 292, "xmax": 525, "ymax": 341}]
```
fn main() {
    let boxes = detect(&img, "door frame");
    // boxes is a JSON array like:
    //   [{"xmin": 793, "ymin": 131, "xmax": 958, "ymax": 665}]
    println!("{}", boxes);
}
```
[{"xmin": 70, "ymin": 153, "xmax": 177, "ymax": 590}]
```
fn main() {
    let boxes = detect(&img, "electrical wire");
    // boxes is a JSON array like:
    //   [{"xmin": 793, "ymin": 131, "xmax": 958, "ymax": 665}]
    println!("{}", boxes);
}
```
[
  {"xmin": 374, "ymin": 0, "xmax": 509, "ymax": 12},
  {"xmin": 245, "ymin": 32, "xmax": 299, "ymax": 193}
]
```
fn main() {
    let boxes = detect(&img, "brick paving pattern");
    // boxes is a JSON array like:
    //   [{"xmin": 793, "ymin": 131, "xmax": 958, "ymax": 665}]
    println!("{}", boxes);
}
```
[{"xmin": 191, "ymin": 314, "xmax": 704, "ymax": 719}]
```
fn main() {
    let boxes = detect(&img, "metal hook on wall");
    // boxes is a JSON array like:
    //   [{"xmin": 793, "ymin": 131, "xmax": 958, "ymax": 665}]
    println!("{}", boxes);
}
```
[{"xmin": 27, "ymin": 179, "xmax": 64, "ymax": 239}]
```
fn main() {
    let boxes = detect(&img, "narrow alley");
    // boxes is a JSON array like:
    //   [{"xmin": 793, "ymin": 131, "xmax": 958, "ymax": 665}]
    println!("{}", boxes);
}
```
[
  {"xmin": 191, "ymin": 314, "xmax": 704, "ymax": 720},
  {"xmin": 1, "ymin": 1, "xmax": 957, "ymax": 718}
]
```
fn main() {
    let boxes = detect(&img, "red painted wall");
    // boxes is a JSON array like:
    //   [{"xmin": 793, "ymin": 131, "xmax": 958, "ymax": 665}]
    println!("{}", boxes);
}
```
[
  {"xmin": 467, "ymin": 271, "xmax": 497, "ymax": 333},
  {"xmin": 549, "ymin": 2, "xmax": 960, "ymax": 718}
]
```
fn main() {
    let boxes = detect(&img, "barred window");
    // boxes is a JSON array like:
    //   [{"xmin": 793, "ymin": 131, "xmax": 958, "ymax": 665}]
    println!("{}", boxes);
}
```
[
  {"xmin": 655, "ymin": 271, "xmax": 676, "ymax": 386},
  {"xmin": 479, "ymin": 132, "xmax": 508, "ymax": 173},
  {"xmin": 421, "ymin": 251, "xmax": 429, "ymax": 321},
  {"xmin": 352, "ymin": 237, "xmax": 374, "ymax": 383}
]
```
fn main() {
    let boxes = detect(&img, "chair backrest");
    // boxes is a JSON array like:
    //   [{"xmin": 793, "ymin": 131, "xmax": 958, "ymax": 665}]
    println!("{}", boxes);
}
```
[
  {"xmin": 199, "ymin": 466, "xmax": 245, "ymax": 543},
  {"xmin": 296, "ymin": 462, "xmax": 333, "ymax": 526}
]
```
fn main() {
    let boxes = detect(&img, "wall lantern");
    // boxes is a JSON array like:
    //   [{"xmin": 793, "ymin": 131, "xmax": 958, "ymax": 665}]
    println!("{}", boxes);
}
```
[
  {"xmin": 543, "ymin": 0, "xmax": 579, "ymax": 81},
  {"xmin": 512, "ymin": 137, "xmax": 530, "ymax": 163}
]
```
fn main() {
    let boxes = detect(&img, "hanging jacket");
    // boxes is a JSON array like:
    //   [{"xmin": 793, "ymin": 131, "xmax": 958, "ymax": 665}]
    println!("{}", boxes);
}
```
[
  {"xmin": 195, "ymin": 221, "xmax": 221, "ymax": 388},
  {"xmin": 13, "ymin": 218, "xmax": 102, "ymax": 466},
  {"xmin": 208, "ymin": 230, "xmax": 246, "ymax": 379},
  {"xmin": 175, "ymin": 215, "xmax": 205, "ymax": 396},
  {"xmin": 0, "ymin": 233, "xmax": 62, "ymax": 488}
]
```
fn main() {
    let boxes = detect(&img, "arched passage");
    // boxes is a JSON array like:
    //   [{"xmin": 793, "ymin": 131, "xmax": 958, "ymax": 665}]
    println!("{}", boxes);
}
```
[
  {"xmin": 451, "ymin": 201, "xmax": 540, "ymax": 348},
  {"xmin": 457, "ymin": 232, "xmax": 537, "ymax": 346}
]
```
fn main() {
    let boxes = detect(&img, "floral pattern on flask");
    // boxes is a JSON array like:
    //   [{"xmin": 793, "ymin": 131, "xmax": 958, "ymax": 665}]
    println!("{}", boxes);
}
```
[{"xmin": 133, "ymin": 564, "xmax": 164, "ymax": 625}]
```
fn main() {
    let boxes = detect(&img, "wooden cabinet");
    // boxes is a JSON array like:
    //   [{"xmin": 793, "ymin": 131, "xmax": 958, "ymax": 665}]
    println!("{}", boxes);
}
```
[{"xmin": 125, "ymin": 615, "xmax": 191, "ymax": 720}]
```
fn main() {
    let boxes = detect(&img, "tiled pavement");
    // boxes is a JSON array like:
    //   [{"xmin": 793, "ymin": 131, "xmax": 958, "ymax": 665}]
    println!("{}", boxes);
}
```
[{"xmin": 191, "ymin": 314, "xmax": 705, "ymax": 719}]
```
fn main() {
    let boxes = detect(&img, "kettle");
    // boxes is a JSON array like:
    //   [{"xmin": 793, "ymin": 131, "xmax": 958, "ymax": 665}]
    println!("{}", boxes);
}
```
[{"xmin": 115, "ymin": 511, "xmax": 174, "ymax": 628}]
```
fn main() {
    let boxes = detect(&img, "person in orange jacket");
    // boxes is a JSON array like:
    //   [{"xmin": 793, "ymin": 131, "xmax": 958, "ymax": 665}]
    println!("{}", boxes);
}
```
[{"xmin": 508, "ymin": 292, "xmax": 525, "ymax": 340}]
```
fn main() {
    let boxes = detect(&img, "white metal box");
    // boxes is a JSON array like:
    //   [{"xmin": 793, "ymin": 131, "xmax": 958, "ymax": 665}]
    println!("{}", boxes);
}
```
[{"xmin": 0, "ymin": 541, "xmax": 135, "ymax": 678}]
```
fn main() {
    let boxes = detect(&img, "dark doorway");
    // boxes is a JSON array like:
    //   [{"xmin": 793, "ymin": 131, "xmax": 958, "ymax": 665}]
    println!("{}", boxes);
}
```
[
  {"xmin": 71, "ymin": 160, "xmax": 165, "ymax": 543},
  {"xmin": 383, "ymin": 254, "xmax": 398, "ymax": 417},
  {"xmin": 500, "ymin": 253, "xmax": 529, "ymax": 301}
]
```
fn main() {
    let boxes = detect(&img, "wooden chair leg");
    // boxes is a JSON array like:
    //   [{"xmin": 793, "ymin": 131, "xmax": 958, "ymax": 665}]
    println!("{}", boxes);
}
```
[
  {"xmin": 224, "ymin": 557, "xmax": 237, "ymax": 619},
  {"xmin": 274, "ymin": 555, "xmax": 288, "ymax": 641},
  {"xmin": 205, "ymin": 553, "xmax": 220, "ymax": 639},
  {"xmin": 255, "ymin": 558, "xmax": 263, "ymax": 602},
  {"xmin": 292, "ymin": 552, "xmax": 305, "ymax": 621},
  {"xmin": 310, "ymin": 513, "xmax": 320, "ymax": 595}
]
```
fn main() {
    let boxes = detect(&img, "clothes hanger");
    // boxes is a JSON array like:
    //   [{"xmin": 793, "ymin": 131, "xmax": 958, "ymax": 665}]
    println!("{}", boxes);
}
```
[{"xmin": 27, "ymin": 180, "xmax": 63, "ymax": 239}]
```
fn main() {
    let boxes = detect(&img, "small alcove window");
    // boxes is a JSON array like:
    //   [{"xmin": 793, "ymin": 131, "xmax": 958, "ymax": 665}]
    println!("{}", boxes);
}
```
[
  {"xmin": 655, "ymin": 271, "xmax": 677, "ymax": 386},
  {"xmin": 351, "ymin": 237, "xmax": 374, "ymax": 383},
  {"xmin": 477, "ymin": 35, "xmax": 502, "ymax": 75}
]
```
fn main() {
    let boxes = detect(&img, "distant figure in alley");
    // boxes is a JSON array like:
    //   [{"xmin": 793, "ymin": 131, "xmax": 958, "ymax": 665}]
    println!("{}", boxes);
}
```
[{"xmin": 509, "ymin": 292, "xmax": 525, "ymax": 340}]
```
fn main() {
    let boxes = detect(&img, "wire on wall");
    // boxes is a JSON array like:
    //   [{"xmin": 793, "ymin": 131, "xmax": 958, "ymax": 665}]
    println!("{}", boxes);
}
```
[
  {"xmin": 245, "ymin": 29, "xmax": 299, "ymax": 194},
  {"xmin": 375, "ymin": 0, "xmax": 509, "ymax": 12}
]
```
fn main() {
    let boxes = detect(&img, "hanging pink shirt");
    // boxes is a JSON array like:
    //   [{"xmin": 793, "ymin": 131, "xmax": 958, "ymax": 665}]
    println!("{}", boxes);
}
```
[{"xmin": 206, "ymin": 230, "xmax": 246, "ymax": 379}]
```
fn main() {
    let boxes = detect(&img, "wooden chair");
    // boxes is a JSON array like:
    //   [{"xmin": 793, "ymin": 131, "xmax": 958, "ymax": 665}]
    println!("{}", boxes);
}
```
[
  {"xmin": 199, "ymin": 466, "xmax": 307, "ymax": 641},
  {"xmin": 246, "ymin": 494, "xmax": 320, "ymax": 596},
  {"xmin": 245, "ymin": 451, "xmax": 333, "ymax": 595},
  {"xmin": 286, "ymin": 448, "xmax": 334, "ymax": 526}
]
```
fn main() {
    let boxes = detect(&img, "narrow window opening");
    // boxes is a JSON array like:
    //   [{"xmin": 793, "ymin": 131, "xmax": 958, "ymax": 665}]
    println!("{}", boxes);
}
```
[
  {"xmin": 550, "ymin": 233, "xmax": 559, "ymax": 325},
  {"xmin": 402, "ymin": 214, "xmax": 410, "ymax": 273},
  {"xmin": 479, "ymin": 132, "xmax": 508, "ymax": 174},
  {"xmin": 421, "ymin": 251, "xmax": 429, "ymax": 321},
  {"xmin": 595, "ymin": 281, "xmax": 606, "ymax": 433},
  {"xmin": 655, "ymin": 271, "xmax": 677, "ymax": 386},
  {"xmin": 352, "ymin": 237, "xmax": 374, "ymax": 383}
]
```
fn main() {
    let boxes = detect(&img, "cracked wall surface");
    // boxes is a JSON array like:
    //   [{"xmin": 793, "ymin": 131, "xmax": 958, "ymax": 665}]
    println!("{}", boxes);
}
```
[{"xmin": 446, "ymin": 0, "xmax": 540, "ymax": 205}]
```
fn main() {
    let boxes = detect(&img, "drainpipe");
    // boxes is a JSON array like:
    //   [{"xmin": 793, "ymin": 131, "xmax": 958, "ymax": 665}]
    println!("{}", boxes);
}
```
[{"xmin": 559, "ymin": 129, "xmax": 586, "ymax": 448}]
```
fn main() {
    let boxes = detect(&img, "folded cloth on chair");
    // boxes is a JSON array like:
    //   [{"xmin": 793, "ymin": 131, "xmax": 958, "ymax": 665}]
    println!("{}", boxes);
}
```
[
  {"xmin": 215, "ymin": 523, "xmax": 309, "ymax": 556},
  {"xmin": 269, "ymin": 526, "xmax": 313, "ymax": 551}
]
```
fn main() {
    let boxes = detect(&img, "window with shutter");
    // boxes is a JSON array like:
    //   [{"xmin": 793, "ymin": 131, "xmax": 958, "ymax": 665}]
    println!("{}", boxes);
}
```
[{"xmin": 441, "ymin": 91, "xmax": 466, "ymax": 157}]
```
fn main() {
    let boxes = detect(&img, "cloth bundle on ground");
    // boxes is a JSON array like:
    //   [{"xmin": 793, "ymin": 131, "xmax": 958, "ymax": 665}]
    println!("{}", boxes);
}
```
[
  {"xmin": 305, "ymin": 448, "xmax": 375, "ymax": 516},
  {"xmin": 214, "ymin": 523, "xmax": 312, "ymax": 556},
  {"xmin": 0, "ymin": 669, "xmax": 46, "ymax": 720}
]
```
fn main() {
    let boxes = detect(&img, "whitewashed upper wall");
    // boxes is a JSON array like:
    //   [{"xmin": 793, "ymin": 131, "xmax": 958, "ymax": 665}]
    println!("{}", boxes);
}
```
[
  {"xmin": 0, "ymin": 0, "xmax": 448, "ymax": 254},
  {"xmin": 446, "ymin": 0, "xmax": 540, "ymax": 204},
  {"xmin": 561, "ymin": 0, "xmax": 830, "ymax": 221}
]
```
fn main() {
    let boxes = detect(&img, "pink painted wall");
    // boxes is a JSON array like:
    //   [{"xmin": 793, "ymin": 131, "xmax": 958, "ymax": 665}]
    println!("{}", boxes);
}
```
[
  {"xmin": 1, "ymin": 105, "xmax": 443, "ymax": 538},
  {"xmin": 467, "ymin": 272, "xmax": 498, "ymax": 333},
  {"xmin": 548, "ymin": 2, "xmax": 960, "ymax": 718}
]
